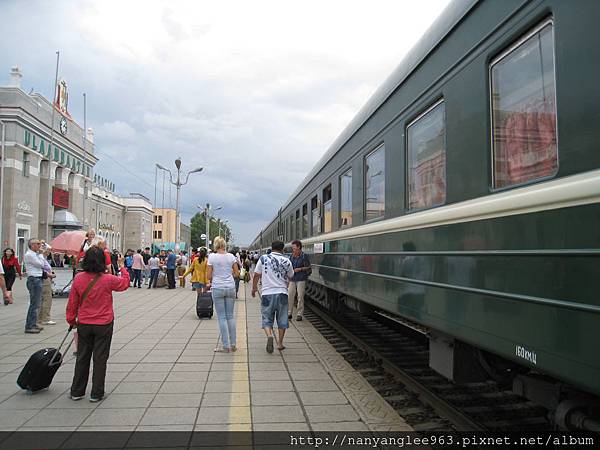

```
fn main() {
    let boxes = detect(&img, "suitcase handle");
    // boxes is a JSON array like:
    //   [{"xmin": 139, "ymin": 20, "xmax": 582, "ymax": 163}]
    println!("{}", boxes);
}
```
[{"xmin": 48, "ymin": 326, "xmax": 74, "ymax": 367}]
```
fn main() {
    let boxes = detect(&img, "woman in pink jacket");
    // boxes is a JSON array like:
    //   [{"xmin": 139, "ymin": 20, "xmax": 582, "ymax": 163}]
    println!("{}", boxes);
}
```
[{"xmin": 67, "ymin": 246, "xmax": 129, "ymax": 402}]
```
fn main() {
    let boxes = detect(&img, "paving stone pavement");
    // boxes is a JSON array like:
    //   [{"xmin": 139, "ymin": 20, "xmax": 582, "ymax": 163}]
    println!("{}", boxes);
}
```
[{"xmin": 0, "ymin": 276, "xmax": 411, "ymax": 432}]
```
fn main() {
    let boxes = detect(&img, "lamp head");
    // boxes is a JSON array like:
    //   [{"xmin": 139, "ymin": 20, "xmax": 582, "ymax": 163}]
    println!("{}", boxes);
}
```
[
  {"xmin": 175, "ymin": 158, "xmax": 182, "ymax": 170},
  {"xmin": 156, "ymin": 163, "xmax": 167, "ymax": 170},
  {"xmin": 190, "ymin": 167, "xmax": 203, "ymax": 174}
]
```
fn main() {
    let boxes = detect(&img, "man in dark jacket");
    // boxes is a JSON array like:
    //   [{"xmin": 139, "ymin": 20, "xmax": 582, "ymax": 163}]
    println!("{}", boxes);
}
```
[
  {"xmin": 287, "ymin": 240, "xmax": 311, "ymax": 321},
  {"xmin": 166, "ymin": 250, "xmax": 177, "ymax": 289},
  {"xmin": 142, "ymin": 247, "xmax": 151, "ymax": 285}
]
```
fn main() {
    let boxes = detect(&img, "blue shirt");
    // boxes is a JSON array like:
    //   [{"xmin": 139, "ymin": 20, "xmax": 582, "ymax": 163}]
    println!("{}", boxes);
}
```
[
  {"xmin": 166, "ymin": 253, "xmax": 177, "ymax": 269},
  {"xmin": 290, "ymin": 252, "xmax": 311, "ymax": 282}
]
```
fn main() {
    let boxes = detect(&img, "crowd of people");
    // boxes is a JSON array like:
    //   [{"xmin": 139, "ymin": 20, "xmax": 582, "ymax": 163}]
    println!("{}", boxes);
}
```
[
  {"xmin": 0, "ymin": 228, "xmax": 313, "ymax": 403},
  {"xmin": 0, "ymin": 240, "xmax": 59, "ymax": 334}
]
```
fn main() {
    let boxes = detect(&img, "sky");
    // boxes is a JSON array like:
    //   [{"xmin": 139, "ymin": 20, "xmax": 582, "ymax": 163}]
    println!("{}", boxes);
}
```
[{"xmin": 0, "ymin": 0, "xmax": 451, "ymax": 245}]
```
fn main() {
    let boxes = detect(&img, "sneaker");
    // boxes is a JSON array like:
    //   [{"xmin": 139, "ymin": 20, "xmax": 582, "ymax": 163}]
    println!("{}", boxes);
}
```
[
  {"xmin": 70, "ymin": 395, "xmax": 84, "ymax": 401},
  {"xmin": 266, "ymin": 336, "xmax": 274, "ymax": 354},
  {"xmin": 34, "ymin": 325, "xmax": 44, "ymax": 331},
  {"xmin": 24, "ymin": 328, "xmax": 41, "ymax": 334},
  {"xmin": 43, "ymin": 321, "xmax": 56, "ymax": 325},
  {"xmin": 288, "ymin": 315, "xmax": 292, "ymax": 320},
  {"xmin": 89, "ymin": 396, "xmax": 104, "ymax": 403},
  {"xmin": 296, "ymin": 316, "xmax": 303, "ymax": 321}
]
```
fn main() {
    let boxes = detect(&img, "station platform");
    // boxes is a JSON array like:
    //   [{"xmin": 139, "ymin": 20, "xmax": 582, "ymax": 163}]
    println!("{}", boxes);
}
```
[{"xmin": 0, "ymin": 278, "xmax": 411, "ymax": 433}]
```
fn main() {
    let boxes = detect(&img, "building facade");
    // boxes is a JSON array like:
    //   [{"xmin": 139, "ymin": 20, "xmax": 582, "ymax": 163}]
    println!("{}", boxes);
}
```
[
  {"xmin": 0, "ymin": 68, "xmax": 95, "ymax": 262},
  {"xmin": 0, "ymin": 67, "xmax": 153, "ymax": 261},
  {"xmin": 88, "ymin": 183, "xmax": 153, "ymax": 252},
  {"xmin": 152, "ymin": 207, "xmax": 190, "ymax": 251}
]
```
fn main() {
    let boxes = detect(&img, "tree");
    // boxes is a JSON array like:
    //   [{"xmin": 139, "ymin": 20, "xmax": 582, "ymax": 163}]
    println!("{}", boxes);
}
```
[{"xmin": 190, "ymin": 212, "xmax": 231, "ymax": 250}]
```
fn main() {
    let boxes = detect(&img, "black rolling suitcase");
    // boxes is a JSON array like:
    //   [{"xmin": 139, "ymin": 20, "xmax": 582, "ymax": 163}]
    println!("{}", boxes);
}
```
[
  {"xmin": 196, "ymin": 291, "xmax": 213, "ymax": 318},
  {"xmin": 17, "ymin": 326, "xmax": 74, "ymax": 392}
]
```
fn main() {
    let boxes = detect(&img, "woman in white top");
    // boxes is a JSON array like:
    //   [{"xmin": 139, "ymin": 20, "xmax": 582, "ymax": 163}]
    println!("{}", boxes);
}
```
[
  {"xmin": 207, "ymin": 237, "xmax": 240, "ymax": 352},
  {"xmin": 81, "ymin": 229, "xmax": 96, "ymax": 253},
  {"xmin": 147, "ymin": 254, "xmax": 161, "ymax": 289}
]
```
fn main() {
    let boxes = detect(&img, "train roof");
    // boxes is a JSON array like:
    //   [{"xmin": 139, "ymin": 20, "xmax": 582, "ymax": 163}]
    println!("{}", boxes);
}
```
[{"xmin": 281, "ymin": 0, "xmax": 478, "ymax": 211}]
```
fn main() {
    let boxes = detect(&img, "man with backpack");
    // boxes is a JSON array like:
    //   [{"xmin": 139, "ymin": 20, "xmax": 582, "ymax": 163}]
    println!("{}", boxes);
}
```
[{"xmin": 288, "ymin": 240, "xmax": 311, "ymax": 321}]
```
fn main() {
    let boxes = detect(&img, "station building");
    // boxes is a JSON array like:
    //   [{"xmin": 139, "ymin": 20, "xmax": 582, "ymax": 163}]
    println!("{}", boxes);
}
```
[{"xmin": 0, "ymin": 67, "xmax": 152, "ymax": 261}]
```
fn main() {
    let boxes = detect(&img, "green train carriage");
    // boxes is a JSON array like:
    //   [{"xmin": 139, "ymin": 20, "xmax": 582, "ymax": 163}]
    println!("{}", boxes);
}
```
[{"xmin": 251, "ymin": 0, "xmax": 600, "ymax": 429}]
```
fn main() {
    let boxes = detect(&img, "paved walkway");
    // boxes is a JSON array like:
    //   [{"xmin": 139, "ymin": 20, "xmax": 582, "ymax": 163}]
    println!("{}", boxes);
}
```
[{"xmin": 0, "ymin": 276, "xmax": 411, "ymax": 432}]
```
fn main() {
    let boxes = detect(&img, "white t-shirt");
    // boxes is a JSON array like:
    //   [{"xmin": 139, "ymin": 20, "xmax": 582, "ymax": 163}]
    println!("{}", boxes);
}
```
[
  {"xmin": 255, "ymin": 252, "xmax": 294, "ymax": 296},
  {"xmin": 148, "ymin": 256, "xmax": 160, "ymax": 270},
  {"xmin": 207, "ymin": 252, "xmax": 236, "ymax": 289}
]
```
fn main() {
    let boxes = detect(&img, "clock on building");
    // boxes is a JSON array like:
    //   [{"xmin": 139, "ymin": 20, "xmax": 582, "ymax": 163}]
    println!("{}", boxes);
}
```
[{"xmin": 59, "ymin": 116, "xmax": 68, "ymax": 135}]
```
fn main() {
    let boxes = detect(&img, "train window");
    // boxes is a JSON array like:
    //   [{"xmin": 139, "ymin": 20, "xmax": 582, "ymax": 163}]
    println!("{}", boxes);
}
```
[
  {"xmin": 311, "ymin": 195, "xmax": 320, "ymax": 235},
  {"xmin": 407, "ymin": 100, "xmax": 446, "ymax": 210},
  {"xmin": 365, "ymin": 145, "xmax": 385, "ymax": 220},
  {"xmin": 295, "ymin": 210, "xmax": 300, "ymax": 239},
  {"xmin": 302, "ymin": 204, "xmax": 308, "ymax": 238},
  {"xmin": 340, "ymin": 169, "xmax": 352, "ymax": 228},
  {"xmin": 490, "ymin": 21, "xmax": 558, "ymax": 189},
  {"xmin": 322, "ymin": 185, "xmax": 332, "ymax": 233}
]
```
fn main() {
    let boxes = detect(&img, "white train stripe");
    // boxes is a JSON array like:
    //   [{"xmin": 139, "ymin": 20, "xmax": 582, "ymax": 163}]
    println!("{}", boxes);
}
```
[{"xmin": 301, "ymin": 169, "xmax": 600, "ymax": 245}]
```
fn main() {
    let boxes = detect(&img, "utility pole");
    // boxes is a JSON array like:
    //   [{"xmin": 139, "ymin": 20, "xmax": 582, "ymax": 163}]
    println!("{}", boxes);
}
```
[
  {"xmin": 0, "ymin": 121, "xmax": 5, "ymax": 247},
  {"xmin": 201, "ymin": 203, "xmax": 222, "ymax": 250},
  {"xmin": 157, "ymin": 159, "xmax": 202, "ymax": 251},
  {"xmin": 82, "ymin": 92, "xmax": 87, "ymax": 228},
  {"xmin": 47, "ymin": 51, "xmax": 60, "ymax": 239}
]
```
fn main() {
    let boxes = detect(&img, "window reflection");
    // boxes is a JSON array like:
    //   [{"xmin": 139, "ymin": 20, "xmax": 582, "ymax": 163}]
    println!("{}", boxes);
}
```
[
  {"xmin": 491, "ymin": 22, "xmax": 558, "ymax": 188},
  {"xmin": 302, "ymin": 204, "xmax": 308, "ymax": 238},
  {"xmin": 340, "ymin": 169, "xmax": 352, "ymax": 227},
  {"xmin": 311, "ymin": 196, "xmax": 320, "ymax": 235},
  {"xmin": 407, "ymin": 101, "xmax": 446, "ymax": 210},
  {"xmin": 323, "ymin": 185, "xmax": 332, "ymax": 233},
  {"xmin": 365, "ymin": 146, "xmax": 385, "ymax": 220}
]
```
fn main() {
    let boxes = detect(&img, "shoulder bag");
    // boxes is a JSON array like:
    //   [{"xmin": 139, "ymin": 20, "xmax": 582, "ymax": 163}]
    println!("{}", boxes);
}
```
[{"xmin": 76, "ymin": 274, "xmax": 102, "ymax": 320}]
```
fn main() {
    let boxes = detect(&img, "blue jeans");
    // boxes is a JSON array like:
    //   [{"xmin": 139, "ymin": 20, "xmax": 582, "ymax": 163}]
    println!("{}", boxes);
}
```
[
  {"xmin": 25, "ymin": 277, "xmax": 43, "ymax": 330},
  {"xmin": 212, "ymin": 288, "xmax": 236, "ymax": 348},
  {"xmin": 261, "ymin": 293, "xmax": 289, "ymax": 329},
  {"xmin": 149, "ymin": 269, "xmax": 160, "ymax": 288},
  {"xmin": 133, "ymin": 269, "xmax": 142, "ymax": 287}
]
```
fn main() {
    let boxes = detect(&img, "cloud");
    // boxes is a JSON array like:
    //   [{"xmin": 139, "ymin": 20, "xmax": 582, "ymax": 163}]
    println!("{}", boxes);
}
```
[
  {"xmin": 95, "ymin": 121, "xmax": 136, "ymax": 142},
  {"xmin": 0, "ymin": 0, "xmax": 452, "ymax": 244}
]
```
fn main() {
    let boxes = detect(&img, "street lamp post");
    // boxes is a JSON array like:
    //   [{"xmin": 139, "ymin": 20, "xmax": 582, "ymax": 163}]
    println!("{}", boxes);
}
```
[
  {"xmin": 157, "ymin": 159, "xmax": 202, "ymax": 250},
  {"xmin": 218, "ymin": 219, "xmax": 229, "ymax": 238},
  {"xmin": 198, "ymin": 203, "xmax": 222, "ymax": 250},
  {"xmin": 0, "ymin": 120, "xmax": 5, "ymax": 247}
]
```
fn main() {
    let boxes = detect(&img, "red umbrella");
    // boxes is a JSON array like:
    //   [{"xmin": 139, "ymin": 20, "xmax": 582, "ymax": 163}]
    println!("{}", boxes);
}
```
[{"xmin": 49, "ymin": 230, "xmax": 87, "ymax": 256}]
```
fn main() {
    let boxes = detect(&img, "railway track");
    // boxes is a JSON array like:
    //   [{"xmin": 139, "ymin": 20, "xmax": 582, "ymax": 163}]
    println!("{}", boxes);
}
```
[{"xmin": 304, "ymin": 300, "xmax": 552, "ymax": 433}]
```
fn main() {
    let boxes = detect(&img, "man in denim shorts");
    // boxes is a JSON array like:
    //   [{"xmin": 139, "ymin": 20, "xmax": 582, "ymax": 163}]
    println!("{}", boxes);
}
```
[{"xmin": 252, "ymin": 241, "xmax": 294, "ymax": 353}]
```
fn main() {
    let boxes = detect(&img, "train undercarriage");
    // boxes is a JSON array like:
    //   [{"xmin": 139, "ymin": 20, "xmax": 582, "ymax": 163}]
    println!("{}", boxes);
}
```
[{"xmin": 304, "ymin": 280, "xmax": 600, "ymax": 432}]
